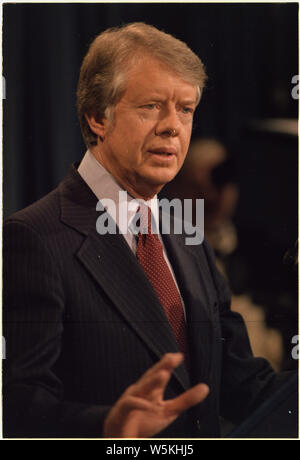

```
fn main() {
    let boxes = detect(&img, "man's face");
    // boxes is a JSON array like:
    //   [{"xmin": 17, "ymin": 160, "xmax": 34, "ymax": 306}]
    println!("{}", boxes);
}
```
[{"xmin": 94, "ymin": 57, "xmax": 199, "ymax": 199}]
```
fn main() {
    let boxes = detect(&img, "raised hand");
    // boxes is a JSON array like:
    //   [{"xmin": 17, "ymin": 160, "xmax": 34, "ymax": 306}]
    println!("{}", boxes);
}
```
[{"xmin": 103, "ymin": 353, "xmax": 209, "ymax": 438}]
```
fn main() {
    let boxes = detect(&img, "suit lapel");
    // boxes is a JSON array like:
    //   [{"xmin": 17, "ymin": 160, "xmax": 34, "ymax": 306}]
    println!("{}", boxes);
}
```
[
  {"xmin": 160, "ymin": 214, "xmax": 215, "ymax": 383},
  {"xmin": 59, "ymin": 164, "xmax": 189, "ymax": 390}
]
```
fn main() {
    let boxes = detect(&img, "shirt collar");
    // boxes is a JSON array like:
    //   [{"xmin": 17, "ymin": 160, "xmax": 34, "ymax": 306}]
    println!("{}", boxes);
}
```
[{"xmin": 78, "ymin": 150, "xmax": 160, "ymax": 235}]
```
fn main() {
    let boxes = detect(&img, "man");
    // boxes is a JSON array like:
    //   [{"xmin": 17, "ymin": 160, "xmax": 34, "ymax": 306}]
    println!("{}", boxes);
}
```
[{"xmin": 3, "ymin": 23, "xmax": 284, "ymax": 438}]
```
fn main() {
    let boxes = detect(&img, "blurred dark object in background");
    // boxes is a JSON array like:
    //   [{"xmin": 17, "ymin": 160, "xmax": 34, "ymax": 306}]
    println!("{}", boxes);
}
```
[
  {"xmin": 283, "ymin": 240, "xmax": 298, "ymax": 272},
  {"xmin": 228, "ymin": 372, "xmax": 298, "ymax": 438},
  {"xmin": 233, "ymin": 127, "xmax": 298, "ymax": 371}
]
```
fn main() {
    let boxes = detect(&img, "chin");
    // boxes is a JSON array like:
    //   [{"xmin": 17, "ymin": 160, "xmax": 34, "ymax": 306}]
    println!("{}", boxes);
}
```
[{"xmin": 144, "ymin": 167, "xmax": 178, "ymax": 186}]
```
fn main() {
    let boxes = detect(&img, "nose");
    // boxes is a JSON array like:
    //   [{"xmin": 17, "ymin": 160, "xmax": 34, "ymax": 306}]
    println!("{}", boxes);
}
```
[{"xmin": 155, "ymin": 106, "xmax": 180, "ymax": 138}]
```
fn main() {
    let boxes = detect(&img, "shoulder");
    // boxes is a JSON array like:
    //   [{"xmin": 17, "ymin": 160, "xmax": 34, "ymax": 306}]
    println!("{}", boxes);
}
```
[
  {"xmin": 3, "ymin": 162, "xmax": 87, "ymax": 236},
  {"xmin": 4, "ymin": 187, "xmax": 61, "ymax": 236}
]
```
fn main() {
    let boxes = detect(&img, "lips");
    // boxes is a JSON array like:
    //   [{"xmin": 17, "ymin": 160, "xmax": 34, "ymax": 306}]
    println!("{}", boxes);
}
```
[
  {"xmin": 148, "ymin": 147, "xmax": 177, "ymax": 156},
  {"xmin": 151, "ymin": 151, "xmax": 173, "ymax": 156}
]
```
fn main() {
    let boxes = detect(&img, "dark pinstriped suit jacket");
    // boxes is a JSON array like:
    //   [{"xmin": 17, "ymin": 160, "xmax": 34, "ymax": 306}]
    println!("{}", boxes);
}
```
[{"xmin": 3, "ymin": 163, "xmax": 279, "ymax": 438}]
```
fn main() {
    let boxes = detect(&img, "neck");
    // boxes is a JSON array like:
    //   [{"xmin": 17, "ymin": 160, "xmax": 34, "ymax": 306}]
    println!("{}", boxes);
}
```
[{"xmin": 89, "ymin": 147, "xmax": 162, "ymax": 201}]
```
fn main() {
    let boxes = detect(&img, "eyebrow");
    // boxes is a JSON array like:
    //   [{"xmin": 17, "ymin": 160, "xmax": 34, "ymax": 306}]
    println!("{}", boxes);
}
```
[
  {"xmin": 180, "ymin": 99, "xmax": 198, "ymax": 105},
  {"xmin": 137, "ymin": 96, "xmax": 198, "ymax": 106}
]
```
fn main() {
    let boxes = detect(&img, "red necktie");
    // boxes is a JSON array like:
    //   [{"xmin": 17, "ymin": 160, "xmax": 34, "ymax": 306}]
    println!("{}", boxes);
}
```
[{"xmin": 135, "ymin": 205, "xmax": 189, "ymax": 364}]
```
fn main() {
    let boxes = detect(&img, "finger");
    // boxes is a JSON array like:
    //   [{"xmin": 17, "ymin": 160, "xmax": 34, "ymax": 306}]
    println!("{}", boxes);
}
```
[
  {"xmin": 120, "ymin": 395, "xmax": 154, "ymax": 414},
  {"xmin": 142, "ymin": 353, "xmax": 184, "ymax": 380},
  {"xmin": 104, "ymin": 396, "xmax": 155, "ymax": 438},
  {"xmin": 128, "ymin": 369, "xmax": 171, "ymax": 399},
  {"xmin": 119, "ymin": 395, "xmax": 177, "ymax": 439},
  {"xmin": 165, "ymin": 383, "xmax": 210, "ymax": 415},
  {"xmin": 128, "ymin": 353, "xmax": 183, "ymax": 398}
]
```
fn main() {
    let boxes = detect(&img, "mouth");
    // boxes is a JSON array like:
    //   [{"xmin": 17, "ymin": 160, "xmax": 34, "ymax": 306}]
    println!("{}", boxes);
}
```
[
  {"xmin": 149, "ymin": 151, "xmax": 174, "ymax": 157},
  {"xmin": 148, "ymin": 147, "xmax": 177, "ymax": 160}
]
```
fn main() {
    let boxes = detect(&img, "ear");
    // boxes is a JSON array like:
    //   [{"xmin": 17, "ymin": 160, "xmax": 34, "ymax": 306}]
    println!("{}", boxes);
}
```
[{"xmin": 84, "ymin": 113, "xmax": 108, "ymax": 140}]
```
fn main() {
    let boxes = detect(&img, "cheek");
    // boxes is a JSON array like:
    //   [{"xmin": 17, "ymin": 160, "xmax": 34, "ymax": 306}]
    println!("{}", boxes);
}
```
[
  {"xmin": 185, "ymin": 127, "xmax": 193, "ymax": 147},
  {"xmin": 113, "ymin": 136, "xmax": 144, "ymax": 167},
  {"xmin": 180, "ymin": 134, "xmax": 192, "ymax": 157}
]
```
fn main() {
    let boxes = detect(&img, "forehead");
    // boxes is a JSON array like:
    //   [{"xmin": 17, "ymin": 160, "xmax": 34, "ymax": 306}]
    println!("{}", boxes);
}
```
[{"xmin": 122, "ymin": 57, "xmax": 198, "ymax": 102}]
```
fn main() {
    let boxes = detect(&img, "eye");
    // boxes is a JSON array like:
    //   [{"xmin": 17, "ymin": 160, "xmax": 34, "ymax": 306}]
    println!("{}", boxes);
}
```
[
  {"xmin": 143, "ymin": 104, "xmax": 156, "ymax": 110},
  {"xmin": 181, "ymin": 107, "xmax": 194, "ymax": 115}
]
